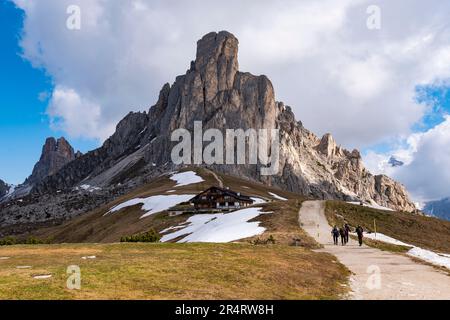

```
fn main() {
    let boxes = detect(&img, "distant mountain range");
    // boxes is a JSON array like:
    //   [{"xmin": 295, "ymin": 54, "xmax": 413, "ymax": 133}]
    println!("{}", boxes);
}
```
[
  {"xmin": 0, "ymin": 31, "xmax": 418, "ymax": 237},
  {"xmin": 424, "ymin": 198, "xmax": 450, "ymax": 221},
  {"xmin": 388, "ymin": 156, "xmax": 404, "ymax": 168}
]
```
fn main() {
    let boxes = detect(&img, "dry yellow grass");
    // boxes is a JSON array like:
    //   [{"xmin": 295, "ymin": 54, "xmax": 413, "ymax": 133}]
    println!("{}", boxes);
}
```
[
  {"xmin": 246, "ymin": 200, "xmax": 320, "ymax": 249},
  {"xmin": 0, "ymin": 242, "xmax": 349, "ymax": 300}
]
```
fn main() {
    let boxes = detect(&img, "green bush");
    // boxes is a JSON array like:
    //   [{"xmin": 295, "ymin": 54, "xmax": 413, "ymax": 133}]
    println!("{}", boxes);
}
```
[
  {"xmin": 251, "ymin": 235, "xmax": 276, "ymax": 245},
  {"xmin": 120, "ymin": 229, "xmax": 161, "ymax": 243},
  {"xmin": 24, "ymin": 237, "xmax": 45, "ymax": 245},
  {"xmin": 0, "ymin": 237, "xmax": 17, "ymax": 246},
  {"xmin": 0, "ymin": 236, "xmax": 49, "ymax": 246}
]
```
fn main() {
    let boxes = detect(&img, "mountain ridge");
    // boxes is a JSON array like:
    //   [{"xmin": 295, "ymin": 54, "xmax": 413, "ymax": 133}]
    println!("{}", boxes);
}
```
[
  {"xmin": 0, "ymin": 179, "xmax": 11, "ymax": 199},
  {"xmin": 33, "ymin": 31, "xmax": 415, "ymax": 210},
  {"xmin": 0, "ymin": 31, "xmax": 417, "ymax": 235},
  {"xmin": 424, "ymin": 197, "xmax": 450, "ymax": 221}
]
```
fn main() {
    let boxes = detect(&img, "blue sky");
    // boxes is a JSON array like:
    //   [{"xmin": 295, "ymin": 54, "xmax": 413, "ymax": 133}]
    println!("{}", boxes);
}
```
[
  {"xmin": 0, "ymin": 1, "xmax": 98, "ymax": 185},
  {"xmin": 414, "ymin": 84, "xmax": 450, "ymax": 132}
]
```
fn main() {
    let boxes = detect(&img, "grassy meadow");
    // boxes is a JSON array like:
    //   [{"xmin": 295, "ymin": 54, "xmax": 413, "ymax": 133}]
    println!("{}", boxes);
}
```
[{"xmin": 0, "ymin": 242, "xmax": 349, "ymax": 300}]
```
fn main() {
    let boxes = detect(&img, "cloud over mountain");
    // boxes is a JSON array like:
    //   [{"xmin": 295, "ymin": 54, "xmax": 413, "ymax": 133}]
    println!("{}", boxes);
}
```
[
  {"xmin": 12, "ymin": 0, "xmax": 450, "ymax": 201},
  {"xmin": 366, "ymin": 116, "xmax": 450, "ymax": 202}
]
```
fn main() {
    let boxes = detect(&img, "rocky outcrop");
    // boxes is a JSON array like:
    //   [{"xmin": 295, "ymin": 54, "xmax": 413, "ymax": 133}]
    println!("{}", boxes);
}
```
[
  {"xmin": 25, "ymin": 137, "xmax": 78, "ymax": 185},
  {"xmin": 0, "ymin": 179, "xmax": 9, "ymax": 199},
  {"xmin": 317, "ymin": 133, "xmax": 338, "ymax": 158},
  {"xmin": 273, "ymin": 112, "xmax": 416, "ymax": 211},
  {"xmin": 32, "ymin": 112, "xmax": 149, "ymax": 194},
  {"xmin": 2, "ymin": 31, "xmax": 415, "ymax": 232},
  {"xmin": 372, "ymin": 175, "xmax": 416, "ymax": 212}
]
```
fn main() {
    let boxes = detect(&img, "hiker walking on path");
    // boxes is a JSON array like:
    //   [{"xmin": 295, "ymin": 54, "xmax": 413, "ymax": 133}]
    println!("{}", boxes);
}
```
[
  {"xmin": 339, "ymin": 227, "xmax": 346, "ymax": 246},
  {"xmin": 331, "ymin": 226, "xmax": 339, "ymax": 245},
  {"xmin": 344, "ymin": 223, "xmax": 350, "ymax": 244},
  {"xmin": 356, "ymin": 225, "xmax": 364, "ymax": 246}
]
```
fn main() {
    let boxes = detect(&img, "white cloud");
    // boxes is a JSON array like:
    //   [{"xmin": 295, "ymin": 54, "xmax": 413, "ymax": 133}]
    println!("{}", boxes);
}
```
[
  {"xmin": 364, "ymin": 116, "xmax": 450, "ymax": 202},
  {"xmin": 47, "ymin": 86, "xmax": 114, "ymax": 140},
  {"xmin": 395, "ymin": 116, "xmax": 450, "ymax": 201},
  {"xmin": 333, "ymin": 55, "xmax": 391, "ymax": 100},
  {"xmin": 363, "ymin": 151, "xmax": 393, "ymax": 176}
]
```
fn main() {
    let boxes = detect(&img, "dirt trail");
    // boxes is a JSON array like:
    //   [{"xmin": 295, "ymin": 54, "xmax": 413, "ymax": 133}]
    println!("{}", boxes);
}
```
[
  {"xmin": 299, "ymin": 200, "xmax": 450, "ymax": 300},
  {"xmin": 204, "ymin": 169, "xmax": 223, "ymax": 188}
]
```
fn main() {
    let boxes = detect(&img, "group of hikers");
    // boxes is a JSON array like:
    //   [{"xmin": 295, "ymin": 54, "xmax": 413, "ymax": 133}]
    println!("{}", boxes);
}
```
[{"xmin": 331, "ymin": 223, "xmax": 364, "ymax": 246}]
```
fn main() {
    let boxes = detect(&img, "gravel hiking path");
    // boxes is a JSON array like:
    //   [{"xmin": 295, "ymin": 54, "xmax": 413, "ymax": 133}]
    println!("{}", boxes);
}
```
[
  {"xmin": 204, "ymin": 168, "xmax": 224, "ymax": 188},
  {"xmin": 299, "ymin": 200, "xmax": 450, "ymax": 300}
]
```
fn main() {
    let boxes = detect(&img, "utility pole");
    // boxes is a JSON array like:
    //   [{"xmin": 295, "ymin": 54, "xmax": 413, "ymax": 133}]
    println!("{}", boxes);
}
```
[
  {"xmin": 317, "ymin": 223, "xmax": 320, "ymax": 240},
  {"xmin": 374, "ymin": 219, "xmax": 377, "ymax": 239}
]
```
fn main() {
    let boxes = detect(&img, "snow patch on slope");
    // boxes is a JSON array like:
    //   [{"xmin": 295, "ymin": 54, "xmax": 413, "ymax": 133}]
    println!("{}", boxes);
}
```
[
  {"xmin": 347, "ymin": 201, "xmax": 394, "ymax": 212},
  {"xmin": 6, "ymin": 185, "xmax": 16, "ymax": 196},
  {"xmin": 80, "ymin": 184, "xmax": 101, "ymax": 192},
  {"xmin": 364, "ymin": 232, "xmax": 411, "ymax": 247},
  {"xmin": 268, "ymin": 192, "xmax": 288, "ymax": 201},
  {"xmin": 170, "ymin": 171, "xmax": 204, "ymax": 187},
  {"xmin": 408, "ymin": 247, "xmax": 450, "ymax": 269},
  {"xmin": 364, "ymin": 232, "xmax": 450, "ymax": 270},
  {"xmin": 161, "ymin": 207, "xmax": 269, "ymax": 243},
  {"xmin": 251, "ymin": 197, "xmax": 267, "ymax": 205},
  {"xmin": 106, "ymin": 194, "xmax": 195, "ymax": 218}
]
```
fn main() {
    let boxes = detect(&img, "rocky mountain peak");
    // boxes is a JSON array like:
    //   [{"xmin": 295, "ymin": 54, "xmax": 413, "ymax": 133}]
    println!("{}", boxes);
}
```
[
  {"xmin": 178, "ymin": 31, "xmax": 242, "ymax": 115},
  {"xmin": 318, "ymin": 133, "xmax": 337, "ymax": 158},
  {"xmin": 26, "ymin": 137, "xmax": 78, "ymax": 185},
  {"xmin": 193, "ymin": 31, "xmax": 239, "ymax": 92},
  {"xmin": 23, "ymin": 31, "xmax": 416, "ymax": 214}
]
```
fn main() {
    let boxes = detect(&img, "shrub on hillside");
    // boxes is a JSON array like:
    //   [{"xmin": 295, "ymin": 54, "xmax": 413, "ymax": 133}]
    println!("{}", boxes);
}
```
[
  {"xmin": 0, "ymin": 236, "xmax": 49, "ymax": 246},
  {"xmin": 0, "ymin": 237, "xmax": 17, "ymax": 246},
  {"xmin": 120, "ymin": 229, "xmax": 161, "ymax": 243},
  {"xmin": 251, "ymin": 235, "xmax": 276, "ymax": 245}
]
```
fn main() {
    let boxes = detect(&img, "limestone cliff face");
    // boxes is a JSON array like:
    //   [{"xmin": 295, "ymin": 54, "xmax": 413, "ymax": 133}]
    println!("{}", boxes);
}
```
[
  {"xmin": 275, "ymin": 108, "xmax": 416, "ymax": 211},
  {"xmin": 31, "ymin": 31, "xmax": 415, "ymax": 212}
]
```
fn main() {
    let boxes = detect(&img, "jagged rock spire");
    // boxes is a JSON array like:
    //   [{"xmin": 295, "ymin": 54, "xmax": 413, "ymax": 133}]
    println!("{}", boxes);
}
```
[
  {"xmin": 318, "ymin": 133, "xmax": 337, "ymax": 158},
  {"xmin": 193, "ymin": 31, "xmax": 239, "ymax": 97},
  {"xmin": 26, "ymin": 137, "xmax": 78, "ymax": 185}
]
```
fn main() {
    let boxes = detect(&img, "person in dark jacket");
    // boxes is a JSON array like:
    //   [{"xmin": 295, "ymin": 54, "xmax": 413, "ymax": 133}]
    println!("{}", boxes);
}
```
[
  {"xmin": 339, "ymin": 227, "xmax": 346, "ymax": 245},
  {"xmin": 356, "ymin": 225, "xmax": 364, "ymax": 246},
  {"xmin": 331, "ymin": 226, "xmax": 339, "ymax": 245},
  {"xmin": 344, "ymin": 223, "xmax": 351, "ymax": 244}
]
